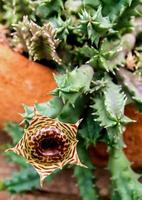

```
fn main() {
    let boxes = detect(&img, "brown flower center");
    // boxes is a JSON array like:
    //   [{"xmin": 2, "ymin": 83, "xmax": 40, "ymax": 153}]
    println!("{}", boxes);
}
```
[
  {"xmin": 39, "ymin": 137, "xmax": 60, "ymax": 156},
  {"xmin": 29, "ymin": 127, "xmax": 70, "ymax": 161}
]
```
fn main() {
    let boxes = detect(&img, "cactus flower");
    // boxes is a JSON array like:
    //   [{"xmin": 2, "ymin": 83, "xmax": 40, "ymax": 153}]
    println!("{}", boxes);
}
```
[{"xmin": 7, "ymin": 111, "xmax": 84, "ymax": 186}]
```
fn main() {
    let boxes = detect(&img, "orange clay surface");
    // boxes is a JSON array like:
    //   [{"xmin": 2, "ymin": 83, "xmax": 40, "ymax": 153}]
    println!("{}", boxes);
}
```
[
  {"xmin": 89, "ymin": 104, "xmax": 142, "ymax": 169},
  {"xmin": 0, "ymin": 44, "xmax": 56, "ymax": 128},
  {"xmin": 124, "ymin": 104, "xmax": 142, "ymax": 168}
]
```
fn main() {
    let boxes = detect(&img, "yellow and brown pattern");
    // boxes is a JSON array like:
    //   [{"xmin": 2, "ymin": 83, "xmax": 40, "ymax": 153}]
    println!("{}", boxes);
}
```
[{"xmin": 7, "ymin": 111, "xmax": 85, "ymax": 186}]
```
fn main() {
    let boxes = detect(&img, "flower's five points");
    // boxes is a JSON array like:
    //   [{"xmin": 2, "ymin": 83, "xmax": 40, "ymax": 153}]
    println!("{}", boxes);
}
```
[{"xmin": 7, "ymin": 112, "xmax": 85, "ymax": 186}]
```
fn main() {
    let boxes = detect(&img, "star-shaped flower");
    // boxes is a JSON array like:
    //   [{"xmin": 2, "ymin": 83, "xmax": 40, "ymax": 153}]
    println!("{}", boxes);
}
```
[{"xmin": 7, "ymin": 112, "xmax": 85, "ymax": 186}]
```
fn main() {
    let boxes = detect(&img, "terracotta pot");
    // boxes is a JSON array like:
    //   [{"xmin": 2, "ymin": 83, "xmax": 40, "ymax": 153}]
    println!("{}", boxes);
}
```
[
  {"xmin": 0, "ymin": 44, "xmax": 56, "ymax": 128},
  {"xmin": 88, "ymin": 104, "xmax": 142, "ymax": 169}
]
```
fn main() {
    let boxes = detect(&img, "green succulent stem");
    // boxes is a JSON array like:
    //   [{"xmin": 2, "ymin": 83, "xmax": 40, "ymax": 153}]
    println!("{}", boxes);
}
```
[
  {"xmin": 109, "ymin": 146, "xmax": 142, "ymax": 200},
  {"xmin": 23, "ymin": 65, "xmax": 94, "ymax": 124}
]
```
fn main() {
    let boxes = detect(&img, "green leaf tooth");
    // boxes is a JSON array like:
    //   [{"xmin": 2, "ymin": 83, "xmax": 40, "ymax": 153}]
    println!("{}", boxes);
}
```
[
  {"xmin": 104, "ymin": 77, "xmax": 127, "ymax": 119},
  {"xmin": 78, "ymin": 6, "xmax": 113, "ymax": 45},
  {"xmin": 91, "ymin": 76, "xmax": 132, "ymax": 146},
  {"xmin": 3, "ymin": 167, "xmax": 40, "ymax": 193}
]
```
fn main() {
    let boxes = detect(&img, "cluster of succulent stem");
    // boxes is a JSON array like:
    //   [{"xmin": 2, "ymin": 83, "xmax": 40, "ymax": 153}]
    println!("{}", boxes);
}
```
[{"xmin": 1, "ymin": 0, "xmax": 142, "ymax": 199}]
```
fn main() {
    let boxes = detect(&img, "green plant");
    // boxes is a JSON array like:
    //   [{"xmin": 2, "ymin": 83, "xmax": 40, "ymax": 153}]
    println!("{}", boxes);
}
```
[{"xmin": 1, "ymin": 0, "xmax": 142, "ymax": 200}]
